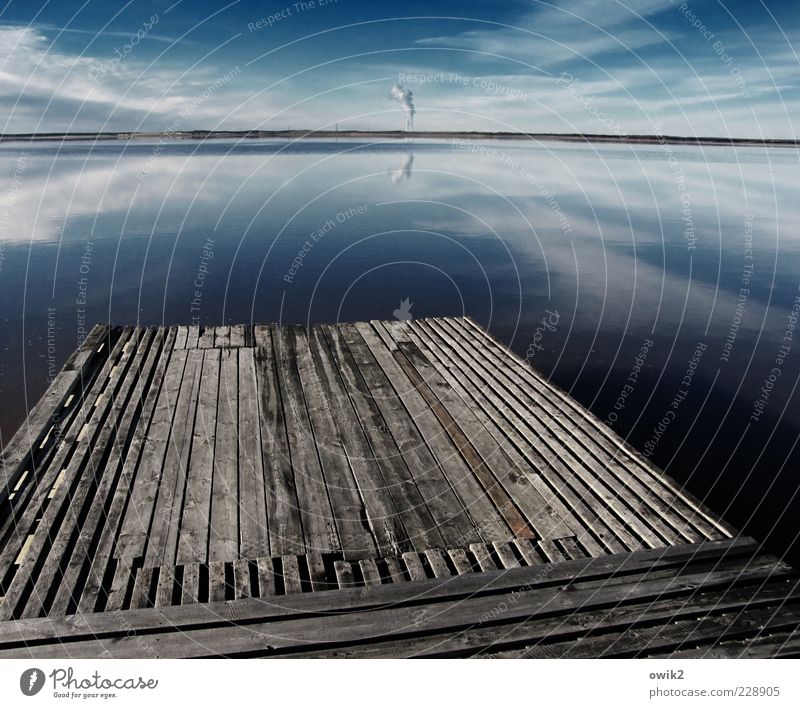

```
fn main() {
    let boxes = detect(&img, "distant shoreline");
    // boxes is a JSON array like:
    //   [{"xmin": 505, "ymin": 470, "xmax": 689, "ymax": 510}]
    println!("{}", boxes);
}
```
[{"xmin": 0, "ymin": 129, "xmax": 797, "ymax": 148}]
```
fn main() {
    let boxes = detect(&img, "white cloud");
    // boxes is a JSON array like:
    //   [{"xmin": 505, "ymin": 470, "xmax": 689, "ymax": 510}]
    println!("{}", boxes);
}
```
[{"xmin": 0, "ymin": 26, "xmax": 263, "ymax": 132}]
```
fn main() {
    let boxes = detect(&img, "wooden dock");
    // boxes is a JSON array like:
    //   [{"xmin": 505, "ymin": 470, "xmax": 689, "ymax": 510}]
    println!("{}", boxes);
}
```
[{"xmin": 0, "ymin": 317, "xmax": 797, "ymax": 657}]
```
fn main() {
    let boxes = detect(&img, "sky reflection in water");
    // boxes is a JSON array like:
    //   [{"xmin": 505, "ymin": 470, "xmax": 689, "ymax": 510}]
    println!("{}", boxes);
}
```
[{"xmin": 1, "ymin": 138, "xmax": 798, "ymax": 558}]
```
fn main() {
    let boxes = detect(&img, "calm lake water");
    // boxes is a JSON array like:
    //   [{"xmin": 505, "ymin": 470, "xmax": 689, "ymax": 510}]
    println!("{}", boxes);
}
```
[{"xmin": 1, "ymin": 138, "xmax": 799, "ymax": 559}]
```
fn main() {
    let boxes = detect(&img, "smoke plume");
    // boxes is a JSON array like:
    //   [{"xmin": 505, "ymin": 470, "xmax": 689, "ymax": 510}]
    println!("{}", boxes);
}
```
[{"xmin": 389, "ymin": 83, "xmax": 415, "ymax": 131}]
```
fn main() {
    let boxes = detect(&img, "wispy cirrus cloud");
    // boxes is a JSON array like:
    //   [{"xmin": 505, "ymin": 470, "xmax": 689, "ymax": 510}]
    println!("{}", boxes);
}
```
[{"xmin": 0, "ymin": 25, "xmax": 264, "ymax": 132}]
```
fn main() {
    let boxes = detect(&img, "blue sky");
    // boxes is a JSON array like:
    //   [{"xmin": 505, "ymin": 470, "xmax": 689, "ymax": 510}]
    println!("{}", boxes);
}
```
[{"xmin": 0, "ymin": 0, "xmax": 797, "ymax": 137}]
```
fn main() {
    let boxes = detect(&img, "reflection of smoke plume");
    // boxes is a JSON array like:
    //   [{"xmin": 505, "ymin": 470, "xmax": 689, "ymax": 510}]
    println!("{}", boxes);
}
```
[
  {"xmin": 390, "ymin": 153, "xmax": 414, "ymax": 184},
  {"xmin": 389, "ymin": 83, "xmax": 415, "ymax": 131}
]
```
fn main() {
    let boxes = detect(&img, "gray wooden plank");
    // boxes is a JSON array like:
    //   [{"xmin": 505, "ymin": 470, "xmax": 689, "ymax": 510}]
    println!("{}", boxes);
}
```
[
  {"xmin": 305, "ymin": 551, "xmax": 328, "ymax": 592},
  {"xmin": 448, "ymin": 548, "xmax": 474, "ymax": 574},
  {"xmin": 559, "ymin": 536, "xmax": 586, "ymax": 560},
  {"xmin": 371, "ymin": 320, "xmax": 535, "ymax": 542},
  {"xmin": 359, "ymin": 559, "xmax": 382, "ymax": 586},
  {"xmin": 384, "ymin": 557, "xmax": 406, "ymax": 583},
  {"xmin": 512, "ymin": 602, "xmax": 800, "ymax": 659},
  {"xmin": 469, "ymin": 543, "xmax": 497, "ymax": 572},
  {"xmin": 181, "ymin": 563, "xmax": 200, "ymax": 605},
  {"xmin": 333, "ymin": 560, "xmax": 355, "ymax": 589},
  {"xmin": 256, "ymin": 557, "xmax": 276, "ymax": 597},
  {"xmin": 129, "ymin": 567, "xmax": 153, "ymax": 610},
  {"xmin": 233, "ymin": 559, "xmax": 252, "ymax": 599},
  {"xmin": 197, "ymin": 327, "xmax": 215, "ymax": 349},
  {"xmin": 6, "ymin": 548, "xmax": 784, "ymax": 658},
  {"xmin": 237, "ymin": 348, "xmax": 269, "ymax": 559},
  {"xmin": 0, "ymin": 326, "xmax": 121, "ymax": 578},
  {"xmin": 493, "ymin": 541, "xmax": 521, "ymax": 568},
  {"xmin": 514, "ymin": 538, "xmax": 545, "ymax": 566},
  {"xmin": 296, "ymin": 575, "xmax": 800, "ymax": 659},
  {"xmin": 115, "ymin": 347, "xmax": 189, "ymax": 560},
  {"xmin": 229, "ymin": 325, "xmax": 246, "ymax": 348},
  {"xmin": 664, "ymin": 630, "xmax": 800, "ymax": 659},
  {"xmin": 402, "ymin": 552, "xmax": 427, "ymax": 581},
  {"xmin": 208, "ymin": 349, "xmax": 238, "ymax": 562},
  {"xmin": 209, "ymin": 560, "xmax": 227, "ymax": 602},
  {"xmin": 213, "ymin": 326, "xmax": 231, "ymax": 348},
  {"xmin": 103, "ymin": 559, "xmax": 135, "ymax": 613},
  {"xmin": 185, "ymin": 325, "xmax": 200, "ymax": 349},
  {"xmin": 173, "ymin": 326, "xmax": 188, "ymax": 350},
  {"xmin": 354, "ymin": 323, "xmax": 525, "ymax": 547},
  {"xmin": 538, "ymin": 539, "xmax": 568, "ymax": 563},
  {"xmin": 0, "ymin": 324, "xmax": 109, "ymax": 506},
  {"xmin": 154, "ymin": 565, "xmax": 175, "ymax": 608},
  {"xmin": 253, "ymin": 326, "xmax": 305, "ymax": 556},
  {"xmin": 281, "ymin": 555, "xmax": 302, "ymax": 594},
  {"xmin": 396, "ymin": 319, "xmax": 583, "ymax": 546},
  {"xmin": 425, "ymin": 549, "xmax": 452, "ymax": 578},
  {"xmin": 177, "ymin": 348, "xmax": 220, "ymax": 564}
]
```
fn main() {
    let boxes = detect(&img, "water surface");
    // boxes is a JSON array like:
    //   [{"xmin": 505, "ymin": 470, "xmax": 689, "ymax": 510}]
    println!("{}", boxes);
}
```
[{"xmin": 1, "ymin": 138, "xmax": 798, "ymax": 559}]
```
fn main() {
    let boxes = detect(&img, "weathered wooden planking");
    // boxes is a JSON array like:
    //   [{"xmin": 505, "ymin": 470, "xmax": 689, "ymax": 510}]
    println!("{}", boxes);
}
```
[
  {"xmin": 233, "ymin": 559, "xmax": 252, "ymax": 599},
  {"xmin": 213, "ymin": 326, "xmax": 231, "ymax": 349},
  {"xmin": 252, "ymin": 326, "xmax": 305, "ymax": 556},
  {"xmin": 289, "ymin": 326, "xmax": 376, "ymax": 559},
  {"xmin": 144, "ymin": 348, "xmax": 203, "ymax": 566},
  {"xmin": 306, "ymin": 326, "xmax": 407, "ymax": 557},
  {"xmin": 424, "ymin": 549, "xmax": 451, "ymax": 578},
  {"xmin": 114, "ymin": 346, "xmax": 189, "ymax": 561},
  {"xmin": 397, "ymin": 319, "xmax": 595, "ymax": 549},
  {"xmin": 367, "ymin": 321, "xmax": 531, "ymax": 540},
  {"xmin": 197, "ymin": 326, "xmax": 215, "ymax": 349},
  {"xmin": 230, "ymin": 325, "xmax": 246, "ymax": 348},
  {"xmin": 330, "ymin": 325, "xmax": 448, "ymax": 549},
  {"xmin": 208, "ymin": 349, "xmax": 239, "ymax": 561},
  {"xmin": 177, "ymin": 348, "xmax": 220, "ymax": 564},
  {"xmin": 359, "ymin": 558, "xmax": 382, "ymax": 586},
  {"xmin": 426, "ymin": 318, "xmax": 649, "ymax": 550},
  {"xmin": 434, "ymin": 318, "xmax": 680, "ymax": 545},
  {"xmin": 1, "ymin": 317, "xmax": 756, "ymax": 626},
  {"xmin": 185, "ymin": 326, "xmax": 200, "ymax": 349},
  {"xmin": 31, "ymin": 329, "xmax": 161, "ymax": 617},
  {"xmin": 237, "ymin": 348, "xmax": 269, "ymax": 559},
  {"xmin": 68, "ymin": 327, "xmax": 173, "ymax": 615},
  {"xmin": 458, "ymin": 316, "xmax": 733, "ymax": 539},
  {"xmin": 0, "ymin": 329, "xmax": 136, "ymax": 621},
  {"xmin": 0, "ymin": 327, "xmax": 122, "ymax": 575},
  {"xmin": 414, "ymin": 318, "xmax": 628, "ymax": 554},
  {"xmin": 378, "ymin": 320, "xmax": 575, "ymax": 543},
  {"xmin": 0, "ymin": 324, "xmax": 110, "ymax": 506},
  {"xmin": 297, "ymin": 577, "xmax": 800, "ymax": 659},
  {"xmin": 0, "ymin": 539, "xmax": 794, "ymax": 658},
  {"xmin": 0, "ymin": 537, "xmax": 762, "ymax": 643},
  {"xmin": 335, "ymin": 323, "xmax": 481, "ymax": 550},
  {"xmin": 173, "ymin": 327, "xmax": 188, "ymax": 350},
  {"xmin": 272, "ymin": 326, "xmax": 340, "ymax": 554}
]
